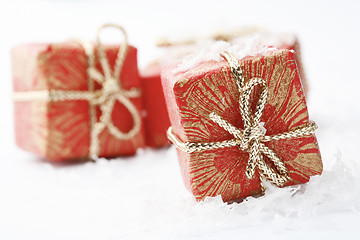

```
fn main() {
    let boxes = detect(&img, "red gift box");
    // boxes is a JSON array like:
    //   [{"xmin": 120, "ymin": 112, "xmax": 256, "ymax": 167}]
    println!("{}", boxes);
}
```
[
  {"xmin": 163, "ymin": 49, "xmax": 322, "ymax": 202},
  {"xmin": 12, "ymin": 25, "xmax": 145, "ymax": 162},
  {"xmin": 140, "ymin": 63, "xmax": 171, "ymax": 148}
]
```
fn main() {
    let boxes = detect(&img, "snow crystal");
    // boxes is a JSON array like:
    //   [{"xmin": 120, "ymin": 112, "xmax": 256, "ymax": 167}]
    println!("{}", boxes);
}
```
[
  {"xmin": 172, "ymin": 37, "xmax": 273, "ymax": 73},
  {"xmin": 168, "ymin": 32, "xmax": 296, "ymax": 74}
]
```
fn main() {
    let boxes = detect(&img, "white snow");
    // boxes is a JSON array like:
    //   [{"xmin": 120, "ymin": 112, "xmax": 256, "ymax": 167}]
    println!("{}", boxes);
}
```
[
  {"xmin": 172, "ymin": 38, "xmax": 274, "ymax": 73},
  {"xmin": 168, "ymin": 32, "xmax": 296, "ymax": 74},
  {"xmin": 1, "ymin": 0, "xmax": 360, "ymax": 239}
]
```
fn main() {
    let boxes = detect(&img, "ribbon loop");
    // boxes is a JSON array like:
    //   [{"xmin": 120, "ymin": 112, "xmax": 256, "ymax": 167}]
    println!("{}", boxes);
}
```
[
  {"xmin": 211, "ymin": 54, "xmax": 289, "ymax": 184},
  {"xmin": 96, "ymin": 23, "xmax": 129, "ymax": 81}
]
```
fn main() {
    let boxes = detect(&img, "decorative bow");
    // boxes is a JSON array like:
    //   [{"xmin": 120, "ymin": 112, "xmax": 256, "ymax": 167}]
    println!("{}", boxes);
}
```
[{"xmin": 81, "ymin": 24, "xmax": 141, "ymax": 159}]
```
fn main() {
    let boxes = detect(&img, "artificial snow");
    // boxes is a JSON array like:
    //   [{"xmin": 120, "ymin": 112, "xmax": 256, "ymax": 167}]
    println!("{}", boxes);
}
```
[
  {"xmin": 171, "ymin": 32, "xmax": 296, "ymax": 74},
  {"xmin": 1, "ymin": 145, "xmax": 359, "ymax": 239}
]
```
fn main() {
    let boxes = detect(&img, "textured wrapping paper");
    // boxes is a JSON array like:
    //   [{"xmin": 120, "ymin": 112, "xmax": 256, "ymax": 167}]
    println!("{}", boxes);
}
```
[
  {"xmin": 12, "ymin": 43, "xmax": 145, "ymax": 162},
  {"xmin": 140, "ymin": 63, "xmax": 171, "ymax": 148},
  {"xmin": 162, "ymin": 49, "xmax": 322, "ymax": 202}
]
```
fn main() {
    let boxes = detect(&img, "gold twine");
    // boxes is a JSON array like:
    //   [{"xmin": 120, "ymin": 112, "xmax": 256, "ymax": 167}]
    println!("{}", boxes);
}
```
[
  {"xmin": 167, "ymin": 51, "xmax": 318, "ymax": 187},
  {"xmin": 13, "ymin": 23, "xmax": 141, "ymax": 160}
]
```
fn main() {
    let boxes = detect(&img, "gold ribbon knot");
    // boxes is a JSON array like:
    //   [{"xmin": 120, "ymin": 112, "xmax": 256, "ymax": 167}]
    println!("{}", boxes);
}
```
[
  {"xmin": 167, "ymin": 51, "xmax": 318, "ymax": 187},
  {"xmin": 13, "ymin": 23, "xmax": 141, "ymax": 160},
  {"xmin": 83, "ymin": 24, "xmax": 141, "ymax": 159}
]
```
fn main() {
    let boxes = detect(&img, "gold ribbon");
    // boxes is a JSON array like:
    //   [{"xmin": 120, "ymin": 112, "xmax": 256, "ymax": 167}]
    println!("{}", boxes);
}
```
[
  {"xmin": 167, "ymin": 51, "xmax": 317, "ymax": 187},
  {"xmin": 13, "ymin": 23, "xmax": 141, "ymax": 160}
]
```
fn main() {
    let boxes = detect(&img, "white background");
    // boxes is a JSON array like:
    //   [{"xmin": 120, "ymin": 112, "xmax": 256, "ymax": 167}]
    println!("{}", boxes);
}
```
[{"xmin": 0, "ymin": 0, "xmax": 359, "ymax": 239}]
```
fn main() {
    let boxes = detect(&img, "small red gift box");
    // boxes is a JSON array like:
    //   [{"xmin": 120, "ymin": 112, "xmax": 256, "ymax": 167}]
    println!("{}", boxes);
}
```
[
  {"xmin": 140, "ymin": 63, "xmax": 171, "ymax": 148},
  {"xmin": 12, "ymin": 24, "xmax": 145, "ymax": 162},
  {"xmin": 163, "ymin": 48, "xmax": 322, "ymax": 202}
]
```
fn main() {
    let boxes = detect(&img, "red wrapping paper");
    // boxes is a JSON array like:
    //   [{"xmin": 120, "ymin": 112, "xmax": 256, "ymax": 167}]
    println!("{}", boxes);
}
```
[
  {"xmin": 162, "ymin": 49, "xmax": 322, "ymax": 202},
  {"xmin": 12, "ymin": 43, "xmax": 145, "ymax": 162},
  {"xmin": 140, "ymin": 63, "xmax": 171, "ymax": 148}
]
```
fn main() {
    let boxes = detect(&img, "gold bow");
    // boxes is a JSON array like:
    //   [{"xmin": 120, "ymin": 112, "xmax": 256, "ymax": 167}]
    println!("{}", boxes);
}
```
[
  {"xmin": 13, "ymin": 23, "xmax": 141, "ymax": 159},
  {"xmin": 167, "ymin": 51, "xmax": 317, "ymax": 187}
]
